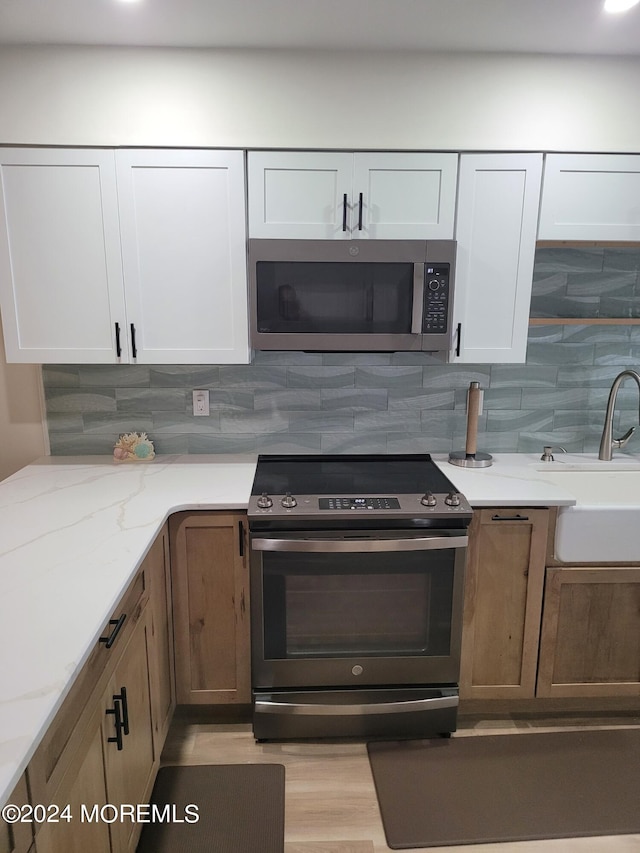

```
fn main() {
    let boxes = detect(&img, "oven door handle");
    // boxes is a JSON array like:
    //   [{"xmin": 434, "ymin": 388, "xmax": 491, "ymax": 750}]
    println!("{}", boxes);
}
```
[
  {"xmin": 254, "ymin": 694, "xmax": 459, "ymax": 716},
  {"xmin": 251, "ymin": 535, "xmax": 468, "ymax": 553}
]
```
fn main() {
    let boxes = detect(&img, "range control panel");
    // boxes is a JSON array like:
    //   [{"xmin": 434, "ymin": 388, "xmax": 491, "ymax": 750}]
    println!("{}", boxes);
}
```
[
  {"xmin": 318, "ymin": 497, "xmax": 401, "ymax": 510},
  {"xmin": 422, "ymin": 264, "xmax": 450, "ymax": 334}
]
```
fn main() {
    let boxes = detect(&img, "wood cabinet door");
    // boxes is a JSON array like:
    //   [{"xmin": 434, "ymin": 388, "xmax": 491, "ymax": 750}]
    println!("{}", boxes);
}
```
[
  {"xmin": 170, "ymin": 512, "xmax": 251, "ymax": 704},
  {"xmin": 116, "ymin": 149, "xmax": 249, "ymax": 364},
  {"xmin": 146, "ymin": 525, "xmax": 175, "ymax": 756},
  {"xmin": 35, "ymin": 707, "xmax": 111, "ymax": 853},
  {"xmin": 102, "ymin": 613, "xmax": 155, "ymax": 853},
  {"xmin": 538, "ymin": 154, "xmax": 640, "ymax": 241},
  {"xmin": 537, "ymin": 566, "xmax": 640, "ymax": 698},
  {"xmin": 459, "ymin": 508, "xmax": 548, "ymax": 699},
  {"xmin": 247, "ymin": 151, "xmax": 354, "ymax": 239},
  {"xmin": 0, "ymin": 148, "xmax": 127, "ymax": 363},
  {"xmin": 452, "ymin": 152, "xmax": 543, "ymax": 363},
  {"xmin": 0, "ymin": 775, "xmax": 33, "ymax": 853},
  {"xmin": 352, "ymin": 152, "xmax": 457, "ymax": 239}
]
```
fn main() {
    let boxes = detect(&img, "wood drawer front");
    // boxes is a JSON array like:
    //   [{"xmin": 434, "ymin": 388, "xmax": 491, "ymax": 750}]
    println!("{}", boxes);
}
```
[
  {"xmin": 0, "ymin": 775, "xmax": 32, "ymax": 853},
  {"xmin": 537, "ymin": 566, "xmax": 640, "ymax": 698},
  {"xmin": 30, "ymin": 566, "xmax": 148, "ymax": 803}
]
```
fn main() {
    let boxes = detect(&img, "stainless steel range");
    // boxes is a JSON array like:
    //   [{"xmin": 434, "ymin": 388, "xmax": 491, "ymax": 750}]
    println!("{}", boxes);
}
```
[{"xmin": 247, "ymin": 454, "xmax": 472, "ymax": 741}]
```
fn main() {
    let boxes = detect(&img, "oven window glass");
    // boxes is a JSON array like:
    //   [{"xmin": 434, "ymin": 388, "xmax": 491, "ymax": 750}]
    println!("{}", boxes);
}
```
[
  {"xmin": 255, "ymin": 261, "xmax": 414, "ymax": 335},
  {"xmin": 261, "ymin": 549, "xmax": 455, "ymax": 659}
]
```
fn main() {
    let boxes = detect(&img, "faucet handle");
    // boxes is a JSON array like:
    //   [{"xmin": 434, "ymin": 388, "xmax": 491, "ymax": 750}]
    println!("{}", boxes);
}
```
[
  {"xmin": 541, "ymin": 445, "xmax": 567, "ymax": 462},
  {"xmin": 613, "ymin": 426, "xmax": 636, "ymax": 450}
]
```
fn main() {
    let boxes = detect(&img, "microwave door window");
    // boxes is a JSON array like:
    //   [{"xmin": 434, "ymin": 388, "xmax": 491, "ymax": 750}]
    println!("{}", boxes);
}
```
[{"xmin": 255, "ymin": 261, "xmax": 414, "ymax": 334}]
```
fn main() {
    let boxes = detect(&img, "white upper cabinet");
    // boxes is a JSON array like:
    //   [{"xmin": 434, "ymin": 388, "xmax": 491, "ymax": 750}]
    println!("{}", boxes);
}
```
[
  {"xmin": 452, "ymin": 153, "xmax": 543, "ymax": 364},
  {"xmin": 248, "ymin": 151, "xmax": 458, "ymax": 239},
  {"xmin": 538, "ymin": 154, "xmax": 640, "ymax": 241},
  {"xmin": 0, "ymin": 149, "xmax": 127, "ymax": 363},
  {"xmin": 0, "ymin": 148, "xmax": 249, "ymax": 364},
  {"xmin": 116, "ymin": 150, "xmax": 249, "ymax": 364}
]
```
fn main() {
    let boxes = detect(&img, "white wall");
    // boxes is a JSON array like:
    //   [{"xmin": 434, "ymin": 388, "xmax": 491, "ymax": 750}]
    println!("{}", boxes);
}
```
[
  {"xmin": 0, "ymin": 46, "xmax": 640, "ymax": 152},
  {"xmin": 0, "ymin": 320, "xmax": 47, "ymax": 481}
]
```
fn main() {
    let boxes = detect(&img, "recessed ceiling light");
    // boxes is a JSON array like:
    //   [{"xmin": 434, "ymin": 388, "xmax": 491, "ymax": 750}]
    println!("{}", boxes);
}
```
[{"xmin": 604, "ymin": 0, "xmax": 640, "ymax": 12}]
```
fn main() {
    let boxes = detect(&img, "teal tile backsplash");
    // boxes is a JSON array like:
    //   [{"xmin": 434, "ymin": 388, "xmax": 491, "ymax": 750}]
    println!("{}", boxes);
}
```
[{"xmin": 42, "ymin": 249, "xmax": 640, "ymax": 456}]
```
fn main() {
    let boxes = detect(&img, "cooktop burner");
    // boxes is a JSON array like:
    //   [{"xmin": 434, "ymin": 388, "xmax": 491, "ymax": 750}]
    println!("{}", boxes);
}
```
[{"xmin": 248, "ymin": 454, "xmax": 472, "ymax": 529}]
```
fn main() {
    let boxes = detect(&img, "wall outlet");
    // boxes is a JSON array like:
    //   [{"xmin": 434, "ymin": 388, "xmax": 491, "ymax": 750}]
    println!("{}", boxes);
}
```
[{"xmin": 193, "ymin": 389, "xmax": 210, "ymax": 416}]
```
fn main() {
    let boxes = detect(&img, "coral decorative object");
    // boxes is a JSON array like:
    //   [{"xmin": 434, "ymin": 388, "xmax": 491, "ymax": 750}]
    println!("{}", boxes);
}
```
[{"xmin": 113, "ymin": 432, "xmax": 155, "ymax": 462}]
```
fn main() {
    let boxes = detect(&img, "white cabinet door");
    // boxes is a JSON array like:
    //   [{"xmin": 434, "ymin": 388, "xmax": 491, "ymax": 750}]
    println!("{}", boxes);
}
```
[
  {"xmin": 538, "ymin": 154, "xmax": 640, "ymax": 241},
  {"xmin": 248, "ymin": 151, "xmax": 353, "ymax": 239},
  {"xmin": 116, "ymin": 150, "xmax": 249, "ymax": 364},
  {"xmin": 353, "ymin": 152, "xmax": 457, "ymax": 239},
  {"xmin": 248, "ymin": 151, "xmax": 457, "ymax": 239},
  {"xmin": 0, "ymin": 149, "xmax": 127, "ymax": 363},
  {"xmin": 452, "ymin": 153, "xmax": 542, "ymax": 363}
]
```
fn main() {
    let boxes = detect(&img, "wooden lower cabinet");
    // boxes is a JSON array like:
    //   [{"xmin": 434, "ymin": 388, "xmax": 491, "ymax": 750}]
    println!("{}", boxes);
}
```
[
  {"xmin": 101, "ymin": 613, "xmax": 156, "ymax": 853},
  {"xmin": 35, "ymin": 706, "xmax": 111, "ymax": 853},
  {"xmin": 537, "ymin": 566, "xmax": 640, "ymax": 698},
  {"xmin": 146, "ymin": 525, "xmax": 176, "ymax": 756},
  {"xmin": 29, "ymin": 525, "xmax": 173, "ymax": 853},
  {"xmin": 0, "ymin": 775, "xmax": 34, "ymax": 853},
  {"xmin": 170, "ymin": 511, "xmax": 251, "ymax": 704},
  {"xmin": 459, "ymin": 508, "xmax": 549, "ymax": 699}
]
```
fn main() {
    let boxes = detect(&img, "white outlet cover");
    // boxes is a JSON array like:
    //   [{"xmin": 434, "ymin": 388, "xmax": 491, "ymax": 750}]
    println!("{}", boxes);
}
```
[{"xmin": 193, "ymin": 389, "xmax": 210, "ymax": 416}]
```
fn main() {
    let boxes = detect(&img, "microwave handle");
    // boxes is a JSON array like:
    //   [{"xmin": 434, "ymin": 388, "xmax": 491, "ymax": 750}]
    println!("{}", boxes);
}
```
[{"xmin": 411, "ymin": 264, "xmax": 425, "ymax": 334}]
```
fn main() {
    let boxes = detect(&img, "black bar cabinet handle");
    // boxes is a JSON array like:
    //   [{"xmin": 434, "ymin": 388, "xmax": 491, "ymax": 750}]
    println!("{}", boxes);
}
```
[
  {"xmin": 130, "ymin": 323, "xmax": 137, "ymax": 358},
  {"xmin": 358, "ymin": 192, "xmax": 363, "ymax": 230},
  {"xmin": 106, "ymin": 700, "xmax": 124, "ymax": 750},
  {"xmin": 99, "ymin": 614, "xmax": 126, "ymax": 649},
  {"xmin": 455, "ymin": 322, "xmax": 462, "ymax": 358},
  {"xmin": 342, "ymin": 193, "xmax": 348, "ymax": 232},
  {"xmin": 491, "ymin": 514, "xmax": 530, "ymax": 522},
  {"xmin": 115, "ymin": 322, "xmax": 122, "ymax": 358},
  {"xmin": 238, "ymin": 520, "xmax": 245, "ymax": 557},
  {"xmin": 113, "ymin": 687, "xmax": 129, "ymax": 735}
]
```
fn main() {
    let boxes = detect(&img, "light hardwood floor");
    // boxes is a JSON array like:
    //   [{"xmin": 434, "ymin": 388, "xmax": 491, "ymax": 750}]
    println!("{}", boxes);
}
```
[{"xmin": 161, "ymin": 710, "xmax": 640, "ymax": 853}]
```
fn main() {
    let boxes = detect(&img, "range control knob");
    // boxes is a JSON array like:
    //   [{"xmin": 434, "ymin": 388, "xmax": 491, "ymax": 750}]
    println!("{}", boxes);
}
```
[
  {"xmin": 281, "ymin": 492, "xmax": 297, "ymax": 508},
  {"xmin": 420, "ymin": 492, "xmax": 437, "ymax": 507},
  {"xmin": 445, "ymin": 491, "xmax": 461, "ymax": 507},
  {"xmin": 256, "ymin": 492, "xmax": 273, "ymax": 509}
]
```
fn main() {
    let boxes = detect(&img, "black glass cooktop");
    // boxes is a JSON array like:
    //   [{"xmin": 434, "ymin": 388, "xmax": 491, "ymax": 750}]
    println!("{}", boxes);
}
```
[{"xmin": 251, "ymin": 453, "xmax": 459, "ymax": 497}]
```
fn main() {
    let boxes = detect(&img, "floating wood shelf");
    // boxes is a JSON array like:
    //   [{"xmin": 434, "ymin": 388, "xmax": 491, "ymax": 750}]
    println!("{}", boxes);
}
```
[
  {"xmin": 536, "ymin": 240, "xmax": 640, "ymax": 248},
  {"xmin": 529, "ymin": 318, "xmax": 640, "ymax": 326}
]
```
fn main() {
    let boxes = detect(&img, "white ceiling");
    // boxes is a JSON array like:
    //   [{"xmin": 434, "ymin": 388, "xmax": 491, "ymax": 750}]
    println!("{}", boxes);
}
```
[{"xmin": 0, "ymin": 0, "xmax": 640, "ymax": 55}]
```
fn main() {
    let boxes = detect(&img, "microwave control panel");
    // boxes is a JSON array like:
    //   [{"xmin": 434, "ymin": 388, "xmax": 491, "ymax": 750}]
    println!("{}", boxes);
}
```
[{"xmin": 422, "ymin": 264, "xmax": 450, "ymax": 334}]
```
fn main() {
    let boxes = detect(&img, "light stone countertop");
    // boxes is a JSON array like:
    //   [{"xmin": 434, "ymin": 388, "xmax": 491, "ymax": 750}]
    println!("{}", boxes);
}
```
[{"xmin": 0, "ymin": 451, "xmax": 580, "ymax": 807}]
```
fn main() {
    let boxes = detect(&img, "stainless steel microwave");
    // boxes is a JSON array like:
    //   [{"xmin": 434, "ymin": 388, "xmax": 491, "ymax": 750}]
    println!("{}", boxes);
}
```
[{"xmin": 248, "ymin": 239, "xmax": 456, "ymax": 352}]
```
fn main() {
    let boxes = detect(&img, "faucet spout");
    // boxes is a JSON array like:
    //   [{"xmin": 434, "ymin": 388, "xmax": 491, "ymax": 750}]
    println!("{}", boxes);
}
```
[{"xmin": 598, "ymin": 370, "xmax": 640, "ymax": 461}]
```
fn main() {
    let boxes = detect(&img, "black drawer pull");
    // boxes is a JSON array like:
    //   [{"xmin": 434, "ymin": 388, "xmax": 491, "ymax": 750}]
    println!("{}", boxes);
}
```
[
  {"xmin": 455, "ymin": 322, "xmax": 462, "ymax": 357},
  {"xmin": 115, "ymin": 322, "xmax": 122, "ymax": 358},
  {"xmin": 113, "ymin": 687, "xmax": 129, "ymax": 735},
  {"xmin": 238, "ymin": 520, "xmax": 245, "ymax": 557},
  {"xmin": 491, "ymin": 514, "xmax": 530, "ymax": 522},
  {"xmin": 342, "ymin": 193, "xmax": 348, "ymax": 232},
  {"xmin": 130, "ymin": 323, "xmax": 138, "ymax": 358},
  {"xmin": 106, "ymin": 699, "xmax": 124, "ymax": 750},
  {"xmin": 99, "ymin": 614, "xmax": 126, "ymax": 649},
  {"xmin": 358, "ymin": 192, "xmax": 363, "ymax": 230}
]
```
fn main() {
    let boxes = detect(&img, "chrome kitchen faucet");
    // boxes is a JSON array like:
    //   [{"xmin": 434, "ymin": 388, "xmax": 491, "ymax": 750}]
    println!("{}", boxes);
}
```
[{"xmin": 598, "ymin": 369, "xmax": 640, "ymax": 461}]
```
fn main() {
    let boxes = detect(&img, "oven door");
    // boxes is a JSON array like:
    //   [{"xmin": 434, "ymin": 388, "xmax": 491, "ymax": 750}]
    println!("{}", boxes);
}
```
[{"xmin": 250, "ymin": 529, "xmax": 468, "ymax": 691}]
